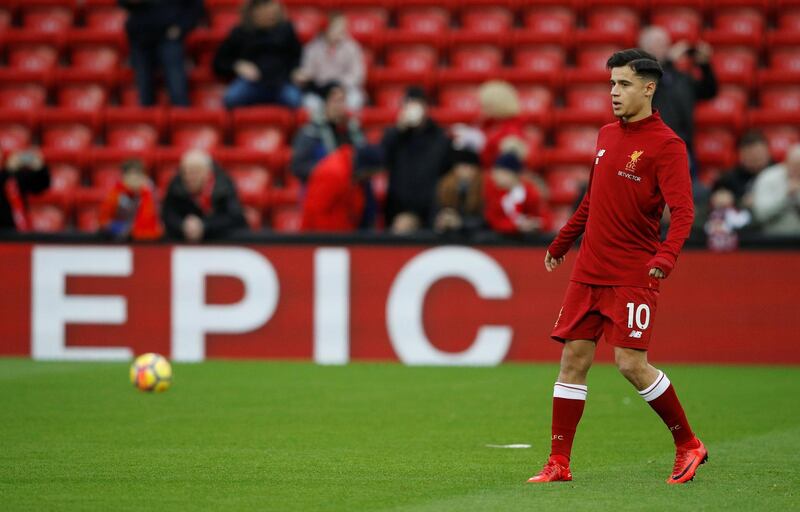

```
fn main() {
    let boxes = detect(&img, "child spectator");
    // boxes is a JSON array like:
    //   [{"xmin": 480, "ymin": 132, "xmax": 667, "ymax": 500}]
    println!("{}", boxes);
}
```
[
  {"xmin": 483, "ymin": 151, "xmax": 552, "ymax": 236},
  {"xmin": 99, "ymin": 159, "xmax": 163, "ymax": 241}
]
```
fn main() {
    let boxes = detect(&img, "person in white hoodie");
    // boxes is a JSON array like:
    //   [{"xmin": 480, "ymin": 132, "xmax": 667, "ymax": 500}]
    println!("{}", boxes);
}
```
[{"xmin": 752, "ymin": 144, "xmax": 800, "ymax": 235}]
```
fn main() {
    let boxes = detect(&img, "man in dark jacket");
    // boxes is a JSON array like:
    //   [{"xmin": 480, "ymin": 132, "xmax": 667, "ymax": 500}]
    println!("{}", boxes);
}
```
[
  {"xmin": 712, "ymin": 130, "xmax": 773, "ymax": 210},
  {"xmin": 119, "ymin": 0, "xmax": 204, "ymax": 106},
  {"xmin": 0, "ymin": 149, "xmax": 50, "ymax": 231},
  {"xmin": 291, "ymin": 83, "xmax": 365, "ymax": 183},
  {"xmin": 162, "ymin": 149, "xmax": 248, "ymax": 241},
  {"xmin": 640, "ymin": 26, "xmax": 718, "ymax": 177},
  {"xmin": 213, "ymin": 0, "xmax": 302, "ymax": 109},
  {"xmin": 382, "ymin": 87, "xmax": 451, "ymax": 233}
]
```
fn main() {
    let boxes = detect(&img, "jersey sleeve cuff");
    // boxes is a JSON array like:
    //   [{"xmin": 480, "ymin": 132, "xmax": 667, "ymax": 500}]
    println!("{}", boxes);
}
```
[{"xmin": 647, "ymin": 255, "xmax": 675, "ymax": 277}]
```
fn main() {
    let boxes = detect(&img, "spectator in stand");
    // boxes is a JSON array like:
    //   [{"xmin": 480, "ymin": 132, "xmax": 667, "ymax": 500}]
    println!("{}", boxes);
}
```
[
  {"xmin": 483, "ymin": 151, "xmax": 552, "ymax": 236},
  {"xmin": 290, "ymin": 83, "xmax": 365, "ymax": 183},
  {"xmin": 119, "ymin": 0, "xmax": 204, "ymax": 106},
  {"xmin": 752, "ymin": 144, "xmax": 800, "ymax": 235},
  {"xmin": 434, "ymin": 147, "xmax": 484, "ymax": 235},
  {"xmin": 711, "ymin": 130, "xmax": 773, "ymax": 211},
  {"xmin": 213, "ymin": 0, "xmax": 302, "ymax": 109},
  {"xmin": 382, "ymin": 87, "xmax": 451, "ymax": 234},
  {"xmin": 162, "ymin": 149, "xmax": 248, "ymax": 241},
  {"xmin": 478, "ymin": 80, "xmax": 528, "ymax": 169},
  {"xmin": 99, "ymin": 159, "xmax": 163, "ymax": 241},
  {"xmin": 301, "ymin": 144, "xmax": 383, "ymax": 232},
  {"xmin": 639, "ymin": 26, "xmax": 717, "ymax": 177},
  {"xmin": 0, "ymin": 149, "xmax": 50, "ymax": 232},
  {"xmin": 293, "ymin": 12, "xmax": 366, "ymax": 113}
]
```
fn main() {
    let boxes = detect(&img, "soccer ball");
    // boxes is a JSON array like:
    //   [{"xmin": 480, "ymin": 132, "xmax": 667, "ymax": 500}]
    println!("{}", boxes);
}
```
[{"xmin": 130, "ymin": 353, "xmax": 172, "ymax": 393}]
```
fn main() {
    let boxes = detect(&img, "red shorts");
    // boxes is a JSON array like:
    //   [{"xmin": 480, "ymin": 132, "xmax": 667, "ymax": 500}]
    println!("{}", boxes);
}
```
[{"xmin": 551, "ymin": 280, "xmax": 659, "ymax": 350}]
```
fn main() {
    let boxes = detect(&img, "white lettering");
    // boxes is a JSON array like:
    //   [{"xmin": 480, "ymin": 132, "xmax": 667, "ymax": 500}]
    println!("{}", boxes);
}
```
[
  {"xmin": 313, "ymin": 248, "xmax": 350, "ymax": 365},
  {"xmin": 171, "ymin": 248, "xmax": 279, "ymax": 362},
  {"xmin": 32, "ymin": 247, "xmax": 132, "ymax": 361},
  {"xmin": 386, "ymin": 247, "xmax": 512, "ymax": 366}
]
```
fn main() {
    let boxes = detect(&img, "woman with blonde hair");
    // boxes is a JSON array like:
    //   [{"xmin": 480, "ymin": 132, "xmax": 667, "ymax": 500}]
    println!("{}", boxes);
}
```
[{"xmin": 478, "ymin": 80, "xmax": 529, "ymax": 169}]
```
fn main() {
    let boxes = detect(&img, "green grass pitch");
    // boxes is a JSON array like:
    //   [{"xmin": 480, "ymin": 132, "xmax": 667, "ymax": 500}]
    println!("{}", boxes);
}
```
[{"xmin": 1, "ymin": 359, "xmax": 798, "ymax": 511}]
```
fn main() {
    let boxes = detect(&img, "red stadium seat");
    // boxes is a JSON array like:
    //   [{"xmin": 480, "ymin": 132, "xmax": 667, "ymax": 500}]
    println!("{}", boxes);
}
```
[
  {"xmin": 84, "ymin": 6, "xmax": 126, "ymax": 32},
  {"xmin": 287, "ymin": 7, "xmax": 325, "ymax": 43},
  {"xmin": 704, "ymin": 8, "xmax": 765, "ymax": 47},
  {"xmin": 694, "ymin": 129, "xmax": 737, "ymax": 168},
  {"xmin": 438, "ymin": 86, "xmax": 481, "ymax": 113},
  {"xmin": 695, "ymin": 89, "xmax": 747, "ymax": 132},
  {"xmin": 575, "ymin": 46, "xmax": 621, "ymax": 72},
  {"xmin": 512, "ymin": 46, "xmax": 566, "ymax": 74},
  {"xmin": 760, "ymin": 86, "xmax": 800, "ymax": 111},
  {"xmin": 396, "ymin": 7, "xmax": 449, "ymax": 34},
  {"xmin": 546, "ymin": 165, "xmax": 590, "ymax": 205},
  {"xmin": 228, "ymin": 165, "xmax": 270, "ymax": 207},
  {"xmin": 385, "ymin": 45, "xmax": 438, "ymax": 73},
  {"xmin": 372, "ymin": 85, "xmax": 407, "ymax": 109},
  {"xmin": 209, "ymin": 7, "xmax": 240, "ymax": 33},
  {"xmin": 546, "ymin": 126, "xmax": 600, "ymax": 165},
  {"xmin": 0, "ymin": 111, "xmax": 36, "ymax": 152},
  {"xmin": 711, "ymin": 48, "xmax": 758, "ymax": 88},
  {"xmin": 56, "ymin": 83, "xmax": 109, "ymax": 110},
  {"xmin": 449, "ymin": 45, "xmax": 503, "ymax": 72},
  {"xmin": 48, "ymin": 163, "xmax": 81, "ymax": 197},
  {"xmin": 21, "ymin": 6, "xmax": 74, "ymax": 32},
  {"xmin": 769, "ymin": 48, "xmax": 800, "ymax": 74},
  {"xmin": 564, "ymin": 85, "xmax": 611, "ymax": 113},
  {"xmin": 343, "ymin": 8, "xmax": 388, "ymax": 43},
  {"xmin": 73, "ymin": 187, "xmax": 106, "ymax": 232},
  {"xmin": 190, "ymin": 83, "xmax": 227, "ymax": 110},
  {"xmin": 761, "ymin": 125, "xmax": 800, "ymax": 162},
  {"xmin": 768, "ymin": 9, "xmax": 800, "ymax": 46},
  {"xmin": 66, "ymin": 31, "xmax": 125, "ymax": 71},
  {"xmin": 271, "ymin": 206, "xmax": 303, "ymax": 233},
  {"xmin": 28, "ymin": 203, "xmax": 67, "ymax": 232},
  {"xmin": 651, "ymin": 7, "xmax": 702, "ymax": 43},
  {"xmin": 521, "ymin": 6, "xmax": 575, "ymax": 44},
  {"xmin": 169, "ymin": 109, "xmax": 227, "ymax": 150},
  {"xmin": 0, "ymin": 8, "xmax": 12, "ymax": 30},
  {"xmin": 105, "ymin": 108, "xmax": 166, "ymax": 151},
  {"xmin": 41, "ymin": 110, "xmax": 99, "ymax": 151},
  {"xmin": 5, "ymin": 32, "xmax": 61, "ymax": 71},
  {"xmin": 460, "ymin": 6, "xmax": 513, "ymax": 34},
  {"xmin": 0, "ymin": 81, "xmax": 48, "ymax": 111},
  {"xmin": 578, "ymin": 7, "xmax": 638, "ymax": 46},
  {"xmin": 517, "ymin": 86, "xmax": 554, "ymax": 116},
  {"xmin": 231, "ymin": 107, "xmax": 293, "ymax": 154}
]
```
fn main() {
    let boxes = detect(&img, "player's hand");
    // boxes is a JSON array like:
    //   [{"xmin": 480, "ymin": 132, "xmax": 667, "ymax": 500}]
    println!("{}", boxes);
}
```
[
  {"xmin": 544, "ymin": 251, "xmax": 565, "ymax": 272},
  {"xmin": 649, "ymin": 267, "xmax": 666, "ymax": 279}
]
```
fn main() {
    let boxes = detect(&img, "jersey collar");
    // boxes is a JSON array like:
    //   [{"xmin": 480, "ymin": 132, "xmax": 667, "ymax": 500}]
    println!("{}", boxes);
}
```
[{"xmin": 619, "ymin": 110, "xmax": 662, "ymax": 131}]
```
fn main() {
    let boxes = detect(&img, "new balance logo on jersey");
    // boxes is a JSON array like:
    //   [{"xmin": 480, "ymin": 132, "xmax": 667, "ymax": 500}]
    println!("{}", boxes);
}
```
[
  {"xmin": 595, "ymin": 149, "xmax": 606, "ymax": 165},
  {"xmin": 628, "ymin": 330, "xmax": 643, "ymax": 339}
]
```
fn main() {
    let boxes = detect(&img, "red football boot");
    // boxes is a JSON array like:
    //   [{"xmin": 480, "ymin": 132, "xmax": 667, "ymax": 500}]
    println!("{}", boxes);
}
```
[
  {"xmin": 527, "ymin": 458, "xmax": 573, "ymax": 483},
  {"xmin": 667, "ymin": 438, "xmax": 708, "ymax": 484}
]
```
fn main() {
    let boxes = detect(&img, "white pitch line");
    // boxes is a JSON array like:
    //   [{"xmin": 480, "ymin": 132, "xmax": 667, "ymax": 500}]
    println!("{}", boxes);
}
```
[{"xmin": 485, "ymin": 443, "xmax": 532, "ymax": 449}]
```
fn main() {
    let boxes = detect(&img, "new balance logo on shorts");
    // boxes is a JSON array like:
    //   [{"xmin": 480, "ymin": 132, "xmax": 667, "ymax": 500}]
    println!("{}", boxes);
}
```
[{"xmin": 628, "ymin": 330, "xmax": 643, "ymax": 338}]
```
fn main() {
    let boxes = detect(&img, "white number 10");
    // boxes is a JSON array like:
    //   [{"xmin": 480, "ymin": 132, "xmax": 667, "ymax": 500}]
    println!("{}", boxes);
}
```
[{"xmin": 626, "ymin": 303, "xmax": 651, "ymax": 330}]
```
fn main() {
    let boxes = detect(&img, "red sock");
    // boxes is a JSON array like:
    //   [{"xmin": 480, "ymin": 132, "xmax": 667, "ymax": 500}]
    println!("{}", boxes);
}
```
[
  {"xmin": 639, "ymin": 371, "xmax": 697, "ymax": 447},
  {"xmin": 550, "ymin": 382, "xmax": 587, "ymax": 464}
]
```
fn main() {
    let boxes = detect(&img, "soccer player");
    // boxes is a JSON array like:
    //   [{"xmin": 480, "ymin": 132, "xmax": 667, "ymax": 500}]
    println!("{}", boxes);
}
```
[{"xmin": 527, "ymin": 49, "xmax": 707, "ymax": 484}]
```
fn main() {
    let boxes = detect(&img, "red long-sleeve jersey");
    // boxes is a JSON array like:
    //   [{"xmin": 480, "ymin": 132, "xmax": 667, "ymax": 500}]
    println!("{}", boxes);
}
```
[{"xmin": 548, "ymin": 111, "xmax": 695, "ymax": 288}]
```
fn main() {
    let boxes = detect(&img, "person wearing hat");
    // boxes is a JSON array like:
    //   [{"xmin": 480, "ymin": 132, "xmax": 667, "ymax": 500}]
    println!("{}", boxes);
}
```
[
  {"xmin": 434, "ymin": 146, "xmax": 484, "ymax": 234},
  {"xmin": 290, "ymin": 82, "xmax": 365, "ymax": 183},
  {"xmin": 483, "ymin": 151, "xmax": 552, "ymax": 235},
  {"xmin": 301, "ymin": 144, "xmax": 383, "ymax": 232},
  {"xmin": 382, "ymin": 86, "xmax": 452, "ymax": 234}
]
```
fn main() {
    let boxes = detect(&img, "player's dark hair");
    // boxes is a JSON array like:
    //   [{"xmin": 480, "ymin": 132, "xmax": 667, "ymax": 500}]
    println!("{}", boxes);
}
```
[{"xmin": 606, "ymin": 49, "xmax": 663, "ymax": 84}]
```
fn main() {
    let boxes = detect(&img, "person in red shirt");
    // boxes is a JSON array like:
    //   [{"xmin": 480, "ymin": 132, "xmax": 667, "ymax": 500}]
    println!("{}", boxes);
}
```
[
  {"xmin": 99, "ymin": 159, "xmax": 163, "ymax": 241},
  {"xmin": 483, "ymin": 152, "xmax": 552, "ymax": 236},
  {"xmin": 301, "ymin": 144, "xmax": 383, "ymax": 232},
  {"xmin": 528, "ymin": 49, "xmax": 705, "ymax": 485}
]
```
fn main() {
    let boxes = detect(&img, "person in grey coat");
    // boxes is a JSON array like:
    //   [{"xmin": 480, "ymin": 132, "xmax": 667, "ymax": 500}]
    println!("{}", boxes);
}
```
[{"xmin": 290, "ymin": 83, "xmax": 364, "ymax": 183}]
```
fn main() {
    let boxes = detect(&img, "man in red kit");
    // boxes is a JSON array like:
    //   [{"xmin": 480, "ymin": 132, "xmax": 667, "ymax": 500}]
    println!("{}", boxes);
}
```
[{"xmin": 527, "ymin": 49, "xmax": 707, "ymax": 485}]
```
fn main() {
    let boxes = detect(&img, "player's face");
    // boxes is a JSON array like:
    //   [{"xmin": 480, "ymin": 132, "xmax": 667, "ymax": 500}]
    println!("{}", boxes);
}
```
[{"xmin": 609, "ymin": 66, "xmax": 655, "ymax": 121}]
